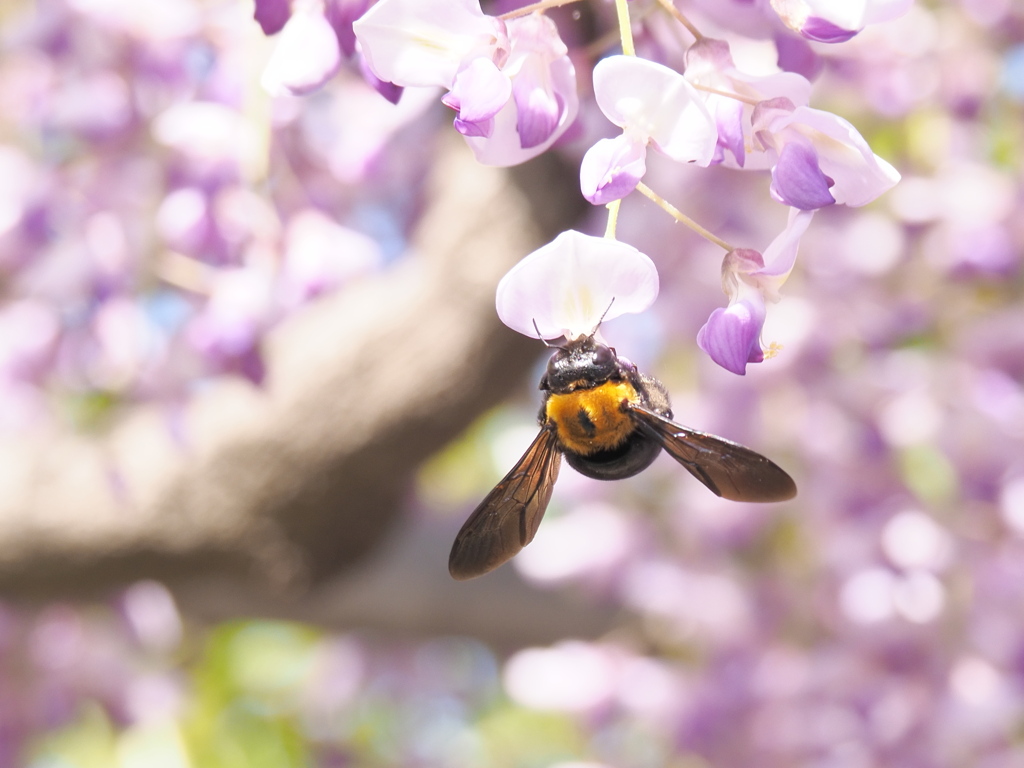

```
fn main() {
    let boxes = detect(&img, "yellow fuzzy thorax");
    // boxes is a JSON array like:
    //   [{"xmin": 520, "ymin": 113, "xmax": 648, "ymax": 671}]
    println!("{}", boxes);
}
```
[{"xmin": 544, "ymin": 380, "xmax": 641, "ymax": 456}]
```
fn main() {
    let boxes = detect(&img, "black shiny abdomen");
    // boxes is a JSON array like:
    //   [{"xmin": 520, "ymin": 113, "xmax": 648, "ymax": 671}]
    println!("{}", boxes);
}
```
[{"xmin": 563, "ymin": 431, "xmax": 663, "ymax": 479}]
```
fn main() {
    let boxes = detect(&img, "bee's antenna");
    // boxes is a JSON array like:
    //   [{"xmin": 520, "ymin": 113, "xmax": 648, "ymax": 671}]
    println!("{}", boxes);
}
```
[
  {"xmin": 532, "ymin": 319, "xmax": 566, "ymax": 349},
  {"xmin": 589, "ymin": 297, "xmax": 616, "ymax": 337}
]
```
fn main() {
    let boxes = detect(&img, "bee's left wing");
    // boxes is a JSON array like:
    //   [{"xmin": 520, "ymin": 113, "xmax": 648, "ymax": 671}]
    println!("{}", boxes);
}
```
[
  {"xmin": 448, "ymin": 427, "xmax": 562, "ymax": 580},
  {"xmin": 627, "ymin": 403, "xmax": 796, "ymax": 502}
]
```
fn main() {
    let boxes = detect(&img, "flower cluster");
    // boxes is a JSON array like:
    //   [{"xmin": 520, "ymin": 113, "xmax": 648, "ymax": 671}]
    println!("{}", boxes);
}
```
[
  {"xmin": 353, "ymin": 0, "xmax": 578, "ymax": 166},
  {"xmin": 322, "ymin": 0, "xmax": 903, "ymax": 372}
]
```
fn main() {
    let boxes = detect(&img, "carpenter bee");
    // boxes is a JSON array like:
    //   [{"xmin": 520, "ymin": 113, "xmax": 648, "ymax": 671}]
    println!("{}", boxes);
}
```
[{"xmin": 448, "ymin": 334, "xmax": 797, "ymax": 580}]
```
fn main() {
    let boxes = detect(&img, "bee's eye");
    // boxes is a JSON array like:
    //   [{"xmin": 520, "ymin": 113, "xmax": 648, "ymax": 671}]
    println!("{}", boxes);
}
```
[
  {"xmin": 546, "ymin": 351, "xmax": 565, "ymax": 378},
  {"xmin": 592, "ymin": 344, "xmax": 614, "ymax": 367}
]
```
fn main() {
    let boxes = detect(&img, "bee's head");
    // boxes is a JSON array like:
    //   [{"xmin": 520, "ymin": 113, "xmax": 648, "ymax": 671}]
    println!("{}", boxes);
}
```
[{"xmin": 541, "ymin": 335, "xmax": 619, "ymax": 393}]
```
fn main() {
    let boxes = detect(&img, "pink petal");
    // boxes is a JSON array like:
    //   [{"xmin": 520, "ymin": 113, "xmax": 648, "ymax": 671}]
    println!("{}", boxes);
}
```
[{"xmin": 579, "ymin": 135, "xmax": 647, "ymax": 205}]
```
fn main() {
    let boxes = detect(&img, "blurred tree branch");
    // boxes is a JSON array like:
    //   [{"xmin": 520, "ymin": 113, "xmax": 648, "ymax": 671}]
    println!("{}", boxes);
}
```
[{"xmin": 0, "ymin": 138, "xmax": 615, "ymax": 644}]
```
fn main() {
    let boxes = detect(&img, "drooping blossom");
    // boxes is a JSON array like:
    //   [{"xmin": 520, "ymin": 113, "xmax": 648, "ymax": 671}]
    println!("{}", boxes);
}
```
[
  {"xmin": 257, "ymin": 0, "xmax": 383, "ymax": 99},
  {"xmin": 770, "ymin": 0, "xmax": 914, "ymax": 43},
  {"xmin": 253, "ymin": 0, "xmax": 291, "ymax": 35},
  {"xmin": 751, "ymin": 97, "xmax": 900, "ymax": 209},
  {"xmin": 580, "ymin": 55, "xmax": 717, "ymax": 205},
  {"xmin": 354, "ymin": 0, "xmax": 577, "ymax": 166},
  {"xmin": 324, "ymin": 0, "xmax": 373, "ymax": 58},
  {"xmin": 185, "ymin": 266, "xmax": 277, "ymax": 385},
  {"xmin": 261, "ymin": 6, "xmax": 343, "ymax": 97},
  {"xmin": 697, "ymin": 208, "xmax": 813, "ymax": 374},
  {"xmin": 496, "ymin": 230, "xmax": 659, "ymax": 341},
  {"xmin": 683, "ymin": 38, "xmax": 812, "ymax": 168},
  {"xmin": 463, "ymin": 12, "xmax": 577, "ymax": 165}
]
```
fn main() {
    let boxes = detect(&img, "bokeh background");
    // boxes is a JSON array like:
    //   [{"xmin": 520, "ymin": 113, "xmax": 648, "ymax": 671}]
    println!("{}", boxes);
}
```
[{"xmin": 2, "ymin": 0, "xmax": 1024, "ymax": 766}]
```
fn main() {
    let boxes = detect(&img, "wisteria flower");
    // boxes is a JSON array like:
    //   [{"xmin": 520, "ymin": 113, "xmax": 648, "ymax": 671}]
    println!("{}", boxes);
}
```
[
  {"xmin": 254, "ymin": 0, "xmax": 291, "ymax": 35},
  {"xmin": 581, "ymin": 55, "xmax": 717, "ymax": 205},
  {"xmin": 353, "ymin": 0, "xmax": 508, "ymax": 88},
  {"xmin": 463, "ymin": 12, "xmax": 577, "ymax": 165},
  {"xmin": 324, "ymin": 0, "xmax": 374, "ymax": 58},
  {"xmin": 257, "ymin": 1, "xmax": 377, "ymax": 98},
  {"xmin": 698, "ymin": 208, "xmax": 813, "ymax": 374},
  {"xmin": 771, "ymin": 0, "xmax": 914, "ymax": 43},
  {"xmin": 496, "ymin": 231, "xmax": 659, "ymax": 341},
  {"xmin": 261, "ymin": 6, "xmax": 342, "ymax": 97},
  {"xmin": 354, "ymin": 0, "xmax": 576, "ymax": 166},
  {"xmin": 751, "ymin": 97, "xmax": 900, "ymax": 209},
  {"xmin": 684, "ymin": 38, "xmax": 812, "ymax": 168}
]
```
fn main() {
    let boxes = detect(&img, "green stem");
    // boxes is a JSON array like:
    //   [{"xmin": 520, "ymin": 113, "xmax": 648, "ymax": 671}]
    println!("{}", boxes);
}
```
[
  {"xmin": 604, "ymin": 199, "xmax": 621, "ymax": 239},
  {"xmin": 654, "ymin": 0, "xmax": 704, "ymax": 40},
  {"xmin": 691, "ymin": 82, "xmax": 760, "ymax": 106},
  {"xmin": 635, "ymin": 183, "xmax": 734, "ymax": 252},
  {"xmin": 498, "ymin": 0, "xmax": 584, "ymax": 20},
  {"xmin": 614, "ymin": 0, "xmax": 635, "ymax": 56}
]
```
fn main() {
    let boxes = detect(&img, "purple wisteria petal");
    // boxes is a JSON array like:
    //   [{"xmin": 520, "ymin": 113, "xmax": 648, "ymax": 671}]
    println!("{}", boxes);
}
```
[
  {"xmin": 801, "ymin": 17, "xmax": 859, "ymax": 43},
  {"xmin": 325, "ymin": 0, "xmax": 373, "ymax": 58},
  {"xmin": 358, "ymin": 54, "xmax": 404, "ymax": 104},
  {"xmin": 353, "ymin": 0, "xmax": 509, "ymax": 89},
  {"xmin": 260, "ymin": 9, "xmax": 342, "ymax": 97},
  {"xmin": 774, "ymin": 33, "xmax": 823, "ymax": 81},
  {"xmin": 496, "ymin": 230, "xmax": 659, "ymax": 341},
  {"xmin": 754, "ymin": 100, "xmax": 900, "ymax": 207},
  {"xmin": 579, "ymin": 135, "xmax": 647, "ymax": 205},
  {"xmin": 452, "ymin": 115, "xmax": 492, "ymax": 138},
  {"xmin": 462, "ymin": 14, "xmax": 577, "ymax": 167},
  {"xmin": 770, "ymin": 142, "xmax": 836, "ymax": 210},
  {"xmin": 442, "ymin": 58, "xmax": 511, "ymax": 123},
  {"xmin": 684, "ymin": 38, "xmax": 812, "ymax": 172},
  {"xmin": 697, "ymin": 292, "xmax": 766, "ymax": 375},
  {"xmin": 755, "ymin": 207, "xmax": 815, "ymax": 292},
  {"xmin": 594, "ymin": 55, "xmax": 718, "ymax": 167},
  {"xmin": 770, "ymin": 0, "xmax": 913, "ymax": 43},
  {"xmin": 713, "ymin": 97, "xmax": 746, "ymax": 167},
  {"xmin": 254, "ymin": 0, "xmax": 290, "ymax": 36},
  {"xmin": 789, "ymin": 106, "xmax": 900, "ymax": 206},
  {"xmin": 511, "ymin": 57, "xmax": 560, "ymax": 149}
]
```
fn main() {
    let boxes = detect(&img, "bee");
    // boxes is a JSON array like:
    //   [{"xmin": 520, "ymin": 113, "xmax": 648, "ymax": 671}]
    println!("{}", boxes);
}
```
[{"xmin": 448, "ymin": 334, "xmax": 797, "ymax": 580}]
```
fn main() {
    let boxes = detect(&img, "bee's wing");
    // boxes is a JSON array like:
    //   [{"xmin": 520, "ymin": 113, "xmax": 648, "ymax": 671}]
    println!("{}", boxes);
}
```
[
  {"xmin": 627, "ymin": 403, "xmax": 796, "ymax": 502},
  {"xmin": 448, "ymin": 427, "xmax": 562, "ymax": 580}
]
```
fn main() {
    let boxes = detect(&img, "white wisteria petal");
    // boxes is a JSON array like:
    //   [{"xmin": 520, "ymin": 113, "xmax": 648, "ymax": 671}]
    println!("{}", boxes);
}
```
[
  {"xmin": 353, "ymin": 0, "xmax": 506, "ymax": 88},
  {"xmin": 260, "ymin": 9, "xmax": 341, "ymax": 97},
  {"xmin": 496, "ymin": 231, "xmax": 659, "ymax": 340},
  {"xmin": 592, "ymin": 55, "xmax": 717, "ymax": 166}
]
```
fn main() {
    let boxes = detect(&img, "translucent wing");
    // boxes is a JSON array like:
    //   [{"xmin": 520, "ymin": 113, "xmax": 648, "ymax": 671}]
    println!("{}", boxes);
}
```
[
  {"xmin": 448, "ymin": 427, "xmax": 562, "ymax": 580},
  {"xmin": 627, "ymin": 403, "xmax": 796, "ymax": 502}
]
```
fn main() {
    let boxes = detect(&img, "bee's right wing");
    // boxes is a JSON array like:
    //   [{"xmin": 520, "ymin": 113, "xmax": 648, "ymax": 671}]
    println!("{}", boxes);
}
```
[
  {"xmin": 627, "ymin": 402, "xmax": 797, "ymax": 503},
  {"xmin": 448, "ymin": 427, "xmax": 562, "ymax": 580}
]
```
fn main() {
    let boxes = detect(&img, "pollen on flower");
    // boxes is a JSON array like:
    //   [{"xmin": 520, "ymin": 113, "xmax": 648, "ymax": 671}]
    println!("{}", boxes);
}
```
[{"xmin": 763, "ymin": 341, "xmax": 784, "ymax": 360}]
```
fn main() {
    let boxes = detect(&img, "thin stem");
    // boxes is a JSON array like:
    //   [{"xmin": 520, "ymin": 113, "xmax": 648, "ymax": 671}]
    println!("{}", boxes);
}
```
[
  {"xmin": 604, "ymin": 199, "xmax": 621, "ymax": 239},
  {"xmin": 498, "ymin": 0, "xmax": 584, "ymax": 20},
  {"xmin": 654, "ymin": 0, "xmax": 703, "ymax": 40},
  {"xmin": 635, "ymin": 183, "xmax": 734, "ymax": 252},
  {"xmin": 614, "ymin": 0, "xmax": 635, "ymax": 56},
  {"xmin": 691, "ymin": 82, "xmax": 760, "ymax": 106},
  {"xmin": 583, "ymin": 2, "xmax": 656, "ymax": 59}
]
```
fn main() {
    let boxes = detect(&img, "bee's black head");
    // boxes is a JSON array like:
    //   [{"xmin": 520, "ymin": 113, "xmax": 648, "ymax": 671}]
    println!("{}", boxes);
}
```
[{"xmin": 541, "ymin": 335, "xmax": 620, "ymax": 394}]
